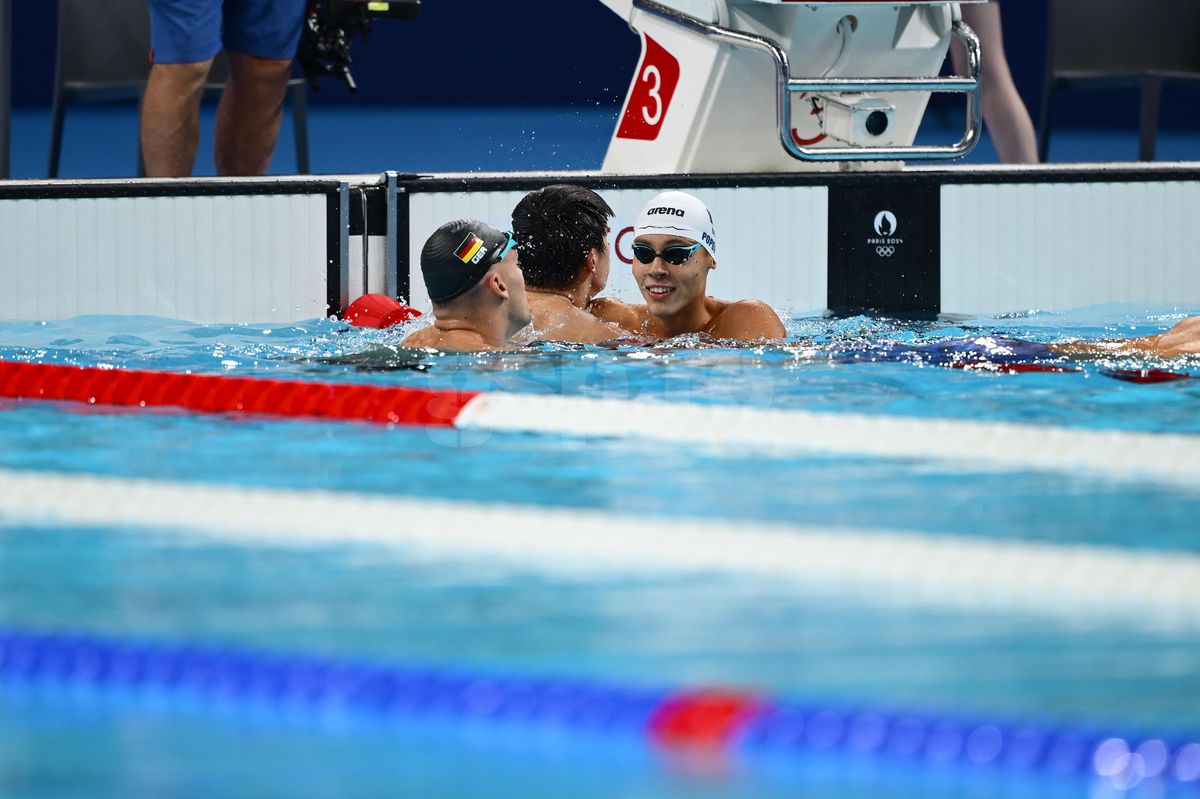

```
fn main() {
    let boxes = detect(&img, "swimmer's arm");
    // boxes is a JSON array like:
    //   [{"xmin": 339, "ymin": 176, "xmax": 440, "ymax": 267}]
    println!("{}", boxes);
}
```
[
  {"xmin": 1049, "ymin": 316, "xmax": 1200, "ymax": 359},
  {"xmin": 708, "ymin": 300, "xmax": 787, "ymax": 342},
  {"xmin": 588, "ymin": 297, "xmax": 645, "ymax": 331},
  {"xmin": 526, "ymin": 310, "xmax": 638, "ymax": 346}
]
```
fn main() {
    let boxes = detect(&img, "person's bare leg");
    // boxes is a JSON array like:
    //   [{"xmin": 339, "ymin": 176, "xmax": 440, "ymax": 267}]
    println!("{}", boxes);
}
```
[
  {"xmin": 952, "ymin": 3, "xmax": 1039, "ymax": 164},
  {"xmin": 141, "ymin": 61, "xmax": 214, "ymax": 177},
  {"xmin": 214, "ymin": 52, "xmax": 294, "ymax": 176}
]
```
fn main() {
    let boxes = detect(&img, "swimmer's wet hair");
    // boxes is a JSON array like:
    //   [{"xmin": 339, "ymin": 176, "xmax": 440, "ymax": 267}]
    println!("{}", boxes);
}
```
[{"xmin": 512, "ymin": 185, "xmax": 614, "ymax": 291}]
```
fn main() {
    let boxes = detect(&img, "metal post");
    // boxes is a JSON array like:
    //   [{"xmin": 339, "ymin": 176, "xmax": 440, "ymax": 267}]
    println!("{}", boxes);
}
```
[
  {"xmin": 385, "ymin": 171, "xmax": 398, "ymax": 299},
  {"xmin": 0, "ymin": 0, "xmax": 11, "ymax": 179}
]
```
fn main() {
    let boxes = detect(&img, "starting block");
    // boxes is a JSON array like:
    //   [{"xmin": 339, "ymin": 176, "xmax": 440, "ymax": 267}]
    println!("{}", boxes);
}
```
[{"xmin": 598, "ymin": 0, "xmax": 984, "ymax": 172}]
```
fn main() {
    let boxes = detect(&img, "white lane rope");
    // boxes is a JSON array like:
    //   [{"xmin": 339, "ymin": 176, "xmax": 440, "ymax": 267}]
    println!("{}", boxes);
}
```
[
  {"xmin": 2, "ymin": 468, "xmax": 1198, "ymax": 627},
  {"xmin": 457, "ymin": 393, "xmax": 1200, "ymax": 490}
]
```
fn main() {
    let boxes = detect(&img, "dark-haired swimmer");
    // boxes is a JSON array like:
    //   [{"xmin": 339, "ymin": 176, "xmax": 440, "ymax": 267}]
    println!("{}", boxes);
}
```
[
  {"xmin": 590, "ymin": 191, "xmax": 786, "ymax": 343},
  {"xmin": 401, "ymin": 219, "xmax": 531, "ymax": 353},
  {"xmin": 511, "ymin": 184, "xmax": 636, "ymax": 344}
]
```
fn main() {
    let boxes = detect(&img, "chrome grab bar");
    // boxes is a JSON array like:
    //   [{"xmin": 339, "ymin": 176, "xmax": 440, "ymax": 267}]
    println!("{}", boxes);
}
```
[{"xmin": 631, "ymin": 0, "xmax": 982, "ymax": 161}]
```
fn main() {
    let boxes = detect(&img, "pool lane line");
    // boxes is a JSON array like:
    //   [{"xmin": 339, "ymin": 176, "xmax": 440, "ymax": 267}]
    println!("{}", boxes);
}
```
[
  {"xmin": 455, "ymin": 392, "xmax": 1200, "ymax": 489},
  {"xmin": 1, "ymin": 628, "xmax": 1197, "ymax": 788},
  {"xmin": 2, "ymin": 359, "xmax": 1200, "ymax": 489},
  {"xmin": 3, "ymin": 469, "xmax": 1200, "ymax": 628}
]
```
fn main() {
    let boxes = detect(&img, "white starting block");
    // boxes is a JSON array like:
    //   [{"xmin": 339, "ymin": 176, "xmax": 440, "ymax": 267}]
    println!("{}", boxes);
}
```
[{"xmin": 598, "ymin": 0, "xmax": 983, "ymax": 172}]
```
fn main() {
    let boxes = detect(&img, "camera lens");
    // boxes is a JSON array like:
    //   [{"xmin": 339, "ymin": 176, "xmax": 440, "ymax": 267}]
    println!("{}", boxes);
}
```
[{"xmin": 865, "ymin": 110, "xmax": 889, "ymax": 137}]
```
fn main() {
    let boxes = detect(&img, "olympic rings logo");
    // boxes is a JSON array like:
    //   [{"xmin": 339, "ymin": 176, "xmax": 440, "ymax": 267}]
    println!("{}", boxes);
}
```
[{"xmin": 875, "ymin": 245, "xmax": 896, "ymax": 257}]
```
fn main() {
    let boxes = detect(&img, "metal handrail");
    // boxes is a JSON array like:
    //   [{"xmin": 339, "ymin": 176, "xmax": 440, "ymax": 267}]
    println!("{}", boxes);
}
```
[{"xmin": 631, "ymin": 0, "xmax": 982, "ymax": 161}]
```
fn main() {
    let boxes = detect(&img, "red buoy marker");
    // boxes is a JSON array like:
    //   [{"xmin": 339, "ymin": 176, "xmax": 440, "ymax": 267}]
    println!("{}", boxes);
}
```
[
  {"xmin": 345, "ymin": 294, "xmax": 422, "ymax": 328},
  {"xmin": 649, "ymin": 690, "xmax": 763, "ymax": 747}
]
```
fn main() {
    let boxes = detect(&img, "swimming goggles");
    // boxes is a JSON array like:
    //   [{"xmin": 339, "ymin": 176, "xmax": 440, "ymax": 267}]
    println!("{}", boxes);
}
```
[
  {"xmin": 631, "ymin": 241, "xmax": 702, "ymax": 266},
  {"xmin": 491, "ymin": 231, "xmax": 518, "ymax": 265}
]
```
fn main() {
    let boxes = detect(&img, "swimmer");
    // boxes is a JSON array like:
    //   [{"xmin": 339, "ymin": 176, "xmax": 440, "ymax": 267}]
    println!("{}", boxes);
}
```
[
  {"xmin": 401, "ymin": 219, "xmax": 531, "ymax": 353},
  {"xmin": 829, "ymin": 322, "xmax": 1200, "ymax": 369},
  {"xmin": 920, "ymin": 318, "xmax": 1200, "ymax": 362},
  {"xmin": 511, "ymin": 185, "xmax": 635, "ymax": 344},
  {"xmin": 589, "ymin": 191, "xmax": 787, "ymax": 342}
]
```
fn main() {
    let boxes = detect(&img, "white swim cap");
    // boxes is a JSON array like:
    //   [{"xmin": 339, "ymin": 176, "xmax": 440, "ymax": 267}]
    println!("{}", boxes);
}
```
[{"xmin": 634, "ymin": 191, "xmax": 717, "ymax": 258}]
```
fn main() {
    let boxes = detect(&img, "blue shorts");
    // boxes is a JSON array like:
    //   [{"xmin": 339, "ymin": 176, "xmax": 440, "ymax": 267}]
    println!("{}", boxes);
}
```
[{"xmin": 149, "ymin": 0, "xmax": 307, "ymax": 64}]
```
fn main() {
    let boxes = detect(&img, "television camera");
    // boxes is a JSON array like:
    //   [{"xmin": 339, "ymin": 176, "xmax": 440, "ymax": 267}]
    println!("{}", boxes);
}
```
[{"xmin": 297, "ymin": 0, "xmax": 420, "ymax": 92}]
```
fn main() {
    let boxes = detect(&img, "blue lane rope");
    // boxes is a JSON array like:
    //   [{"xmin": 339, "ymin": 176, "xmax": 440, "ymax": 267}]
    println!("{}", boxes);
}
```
[{"xmin": 1, "ymin": 627, "xmax": 1198, "ymax": 789}]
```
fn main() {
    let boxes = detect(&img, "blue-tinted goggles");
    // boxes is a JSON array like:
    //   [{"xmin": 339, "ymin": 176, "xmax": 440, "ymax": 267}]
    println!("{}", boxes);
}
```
[
  {"xmin": 631, "ymin": 241, "xmax": 702, "ymax": 266},
  {"xmin": 491, "ymin": 231, "xmax": 518, "ymax": 266}
]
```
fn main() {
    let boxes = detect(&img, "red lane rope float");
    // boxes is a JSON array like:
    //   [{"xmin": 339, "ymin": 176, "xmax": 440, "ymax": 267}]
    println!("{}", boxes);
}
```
[
  {"xmin": 0, "ymin": 361, "xmax": 477, "ymax": 427},
  {"xmin": 650, "ymin": 690, "xmax": 764, "ymax": 747}
]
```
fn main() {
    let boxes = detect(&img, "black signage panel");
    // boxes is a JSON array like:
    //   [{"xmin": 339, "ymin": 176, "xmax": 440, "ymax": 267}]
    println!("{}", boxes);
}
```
[{"xmin": 827, "ymin": 182, "xmax": 940, "ymax": 317}]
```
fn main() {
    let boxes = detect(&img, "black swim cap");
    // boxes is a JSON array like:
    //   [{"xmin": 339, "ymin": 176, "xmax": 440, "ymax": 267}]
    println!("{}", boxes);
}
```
[{"xmin": 421, "ymin": 219, "xmax": 510, "ymax": 303}]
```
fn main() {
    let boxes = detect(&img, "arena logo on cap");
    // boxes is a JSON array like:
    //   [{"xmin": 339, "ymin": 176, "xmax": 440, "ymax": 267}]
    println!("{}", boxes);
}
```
[
  {"xmin": 454, "ymin": 233, "xmax": 488, "ymax": 265},
  {"xmin": 646, "ymin": 207, "xmax": 685, "ymax": 217}
]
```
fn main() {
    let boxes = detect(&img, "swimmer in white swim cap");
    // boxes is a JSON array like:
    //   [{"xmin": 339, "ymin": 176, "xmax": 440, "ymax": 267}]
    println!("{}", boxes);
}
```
[{"xmin": 590, "ymin": 191, "xmax": 786, "ymax": 342}]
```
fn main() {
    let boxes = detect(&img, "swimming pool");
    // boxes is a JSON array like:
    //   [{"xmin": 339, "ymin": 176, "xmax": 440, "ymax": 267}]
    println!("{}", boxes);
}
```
[{"xmin": 1, "ymin": 307, "xmax": 1199, "ymax": 798}]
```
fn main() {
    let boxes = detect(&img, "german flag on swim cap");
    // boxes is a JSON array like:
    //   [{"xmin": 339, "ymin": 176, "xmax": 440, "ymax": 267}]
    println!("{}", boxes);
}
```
[
  {"xmin": 421, "ymin": 219, "xmax": 509, "ymax": 303},
  {"xmin": 455, "ymin": 232, "xmax": 486, "ymax": 264}
]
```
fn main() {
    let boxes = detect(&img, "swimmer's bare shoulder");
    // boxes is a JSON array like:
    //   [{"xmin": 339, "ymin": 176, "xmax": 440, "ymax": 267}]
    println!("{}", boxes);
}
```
[
  {"xmin": 588, "ymin": 297, "xmax": 648, "ymax": 331},
  {"xmin": 399, "ymin": 326, "xmax": 436, "ymax": 348},
  {"xmin": 706, "ymin": 300, "xmax": 787, "ymax": 342},
  {"xmin": 400, "ymin": 326, "xmax": 503, "ymax": 353}
]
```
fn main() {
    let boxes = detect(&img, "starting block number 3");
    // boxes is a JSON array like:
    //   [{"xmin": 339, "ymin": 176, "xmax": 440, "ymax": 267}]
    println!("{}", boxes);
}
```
[{"xmin": 616, "ymin": 36, "xmax": 680, "ymax": 141}]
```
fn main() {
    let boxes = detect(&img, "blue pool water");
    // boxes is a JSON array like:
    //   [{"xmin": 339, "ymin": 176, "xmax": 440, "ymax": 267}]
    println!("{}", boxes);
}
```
[{"xmin": 1, "ymin": 308, "xmax": 1199, "ymax": 798}]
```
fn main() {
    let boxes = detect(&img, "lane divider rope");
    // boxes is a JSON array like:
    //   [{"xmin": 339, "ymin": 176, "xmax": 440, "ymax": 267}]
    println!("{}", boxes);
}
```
[
  {"xmin": 455, "ymin": 392, "xmax": 1200, "ymax": 488},
  {"xmin": 1, "ymin": 361, "xmax": 1199, "ymax": 487},
  {"xmin": 0, "ymin": 360, "xmax": 474, "ymax": 426},
  {"xmin": 3, "ymin": 469, "xmax": 1200, "ymax": 627},
  {"xmin": 1, "ymin": 628, "xmax": 1196, "ymax": 788}
]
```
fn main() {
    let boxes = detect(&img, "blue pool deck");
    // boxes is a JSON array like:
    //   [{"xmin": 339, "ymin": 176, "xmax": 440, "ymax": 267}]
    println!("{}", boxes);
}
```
[{"xmin": 9, "ymin": 103, "xmax": 1200, "ymax": 178}]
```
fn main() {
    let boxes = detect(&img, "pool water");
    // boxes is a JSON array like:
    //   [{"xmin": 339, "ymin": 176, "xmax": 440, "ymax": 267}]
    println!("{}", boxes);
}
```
[{"xmin": 1, "ymin": 307, "xmax": 1199, "ymax": 798}]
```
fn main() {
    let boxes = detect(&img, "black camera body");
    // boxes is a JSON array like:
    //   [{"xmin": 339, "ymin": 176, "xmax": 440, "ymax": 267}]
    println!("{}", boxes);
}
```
[{"xmin": 298, "ymin": 0, "xmax": 421, "ymax": 92}]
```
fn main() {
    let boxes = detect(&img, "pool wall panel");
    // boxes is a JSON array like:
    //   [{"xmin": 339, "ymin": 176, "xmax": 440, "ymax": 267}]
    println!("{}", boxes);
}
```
[
  {"xmin": 0, "ymin": 191, "xmax": 331, "ymax": 324},
  {"xmin": 3, "ymin": 169, "xmax": 1199, "ymax": 324},
  {"xmin": 940, "ymin": 180, "xmax": 1200, "ymax": 315}
]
